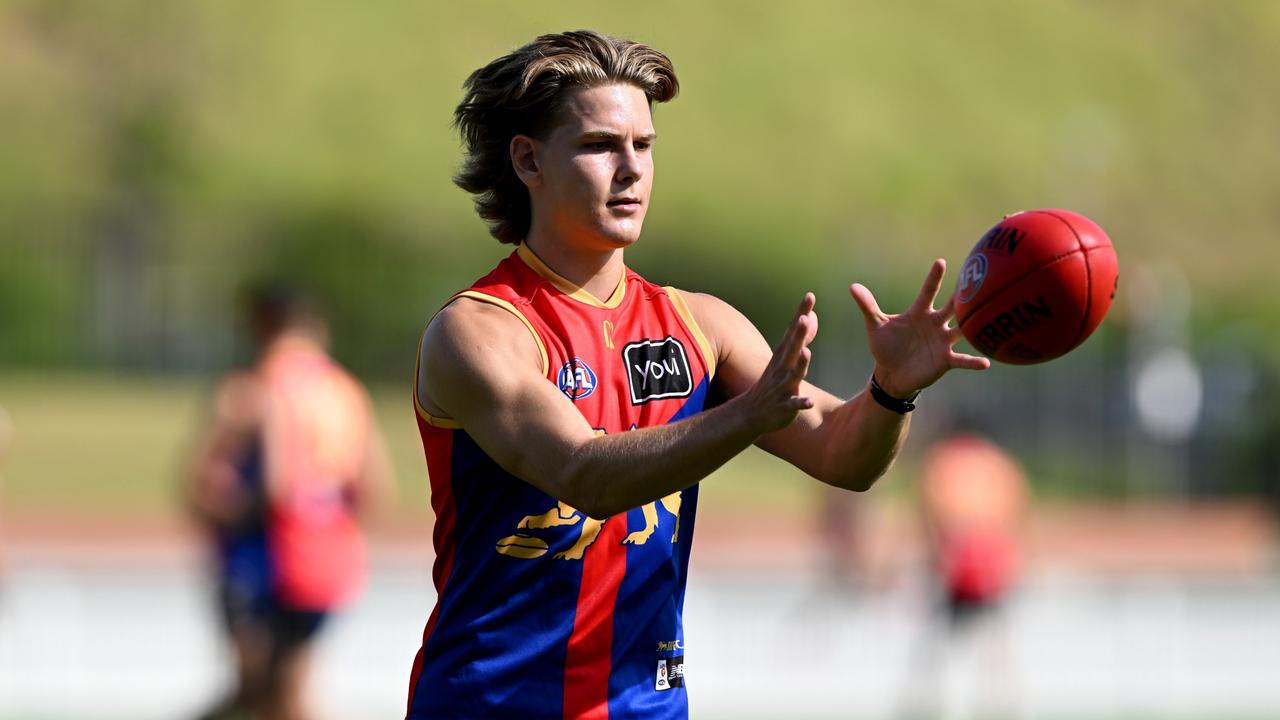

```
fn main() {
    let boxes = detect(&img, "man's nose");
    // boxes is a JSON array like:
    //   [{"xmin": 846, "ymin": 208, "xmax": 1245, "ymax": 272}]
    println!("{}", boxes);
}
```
[{"xmin": 616, "ymin": 146, "xmax": 643, "ymax": 184}]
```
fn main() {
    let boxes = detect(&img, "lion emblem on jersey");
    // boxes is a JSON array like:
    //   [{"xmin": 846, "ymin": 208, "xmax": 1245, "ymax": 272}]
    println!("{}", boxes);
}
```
[{"xmin": 495, "ymin": 492, "xmax": 682, "ymax": 560}]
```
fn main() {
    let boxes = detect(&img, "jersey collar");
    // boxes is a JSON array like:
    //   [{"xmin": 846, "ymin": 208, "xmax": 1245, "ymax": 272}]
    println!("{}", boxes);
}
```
[{"xmin": 517, "ymin": 243, "xmax": 627, "ymax": 309}]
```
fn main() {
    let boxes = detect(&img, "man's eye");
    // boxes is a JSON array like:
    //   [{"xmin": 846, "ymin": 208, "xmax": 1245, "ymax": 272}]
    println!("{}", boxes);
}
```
[
  {"xmin": 587, "ymin": 141, "xmax": 612, "ymax": 151},
  {"xmin": 634, "ymin": 142, "xmax": 651, "ymax": 152}
]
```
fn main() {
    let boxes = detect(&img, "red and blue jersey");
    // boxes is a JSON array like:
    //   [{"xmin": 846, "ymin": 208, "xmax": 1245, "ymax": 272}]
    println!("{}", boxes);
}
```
[
  {"xmin": 259, "ymin": 340, "xmax": 372, "ymax": 610},
  {"xmin": 408, "ymin": 244, "xmax": 716, "ymax": 719},
  {"xmin": 217, "ymin": 340, "xmax": 373, "ymax": 613}
]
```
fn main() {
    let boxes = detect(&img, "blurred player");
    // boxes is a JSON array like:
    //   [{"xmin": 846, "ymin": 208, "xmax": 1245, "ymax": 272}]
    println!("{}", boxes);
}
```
[
  {"xmin": 0, "ymin": 404, "xmax": 9, "ymax": 584},
  {"xmin": 187, "ymin": 284, "xmax": 391, "ymax": 720},
  {"xmin": 0, "ymin": 404, "xmax": 9, "ymax": 458},
  {"xmin": 897, "ymin": 417, "xmax": 1028, "ymax": 720},
  {"xmin": 408, "ymin": 30, "xmax": 989, "ymax": 719},
  {"xmin": 816, "ymin": 482, "xmax": 869, "ymax": 592}
]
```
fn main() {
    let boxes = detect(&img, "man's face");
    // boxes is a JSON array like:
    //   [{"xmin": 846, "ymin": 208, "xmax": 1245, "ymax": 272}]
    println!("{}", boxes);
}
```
[{"xmin": 530, "ymin": 83, "xmax": 656, "ymax": 250}]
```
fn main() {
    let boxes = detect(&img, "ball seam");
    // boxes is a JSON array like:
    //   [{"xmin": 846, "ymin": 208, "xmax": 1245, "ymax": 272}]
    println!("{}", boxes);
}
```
[{"xmin": 1036, "ymin": 210, "xmax": 1093, "ymax": 352}]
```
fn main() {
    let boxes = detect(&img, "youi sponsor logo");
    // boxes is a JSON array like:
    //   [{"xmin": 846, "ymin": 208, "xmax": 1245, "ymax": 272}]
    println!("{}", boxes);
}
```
[{"xmin": 623, "ymin": 336, "xmax": 693, "ymax": 405}]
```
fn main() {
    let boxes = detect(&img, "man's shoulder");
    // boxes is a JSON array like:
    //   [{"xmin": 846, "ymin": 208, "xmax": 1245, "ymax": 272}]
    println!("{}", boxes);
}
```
[
  {"xmin": 212, "ymin": 370, "xmax": 265, "ymax": 428},
  {"xmin": 215, "ymin": 369, "xmax": 260, "ymax": 400},
  {"xmin": 422, "ymin": 293, "xmax": 547, "ymax": 377},
  {"xmin": 421, "ymin": 248, "xmax": 541, "ymax": 353},
  {"xmin": 417, "ymin": 280, "xmax": 549, "ymax": 419},
  {"xmin": 431, "ymin": 292, "xmax": 532, "ymax": 333},
  {"xmin": 664, "ymin": 287, "xmax": 746, "ymax": 326}
]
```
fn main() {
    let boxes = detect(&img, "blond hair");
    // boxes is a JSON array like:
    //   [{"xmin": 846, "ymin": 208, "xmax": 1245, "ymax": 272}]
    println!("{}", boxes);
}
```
[{"xmin": 453, "ymin": 30, "xmax": 679, "ymax": 244}]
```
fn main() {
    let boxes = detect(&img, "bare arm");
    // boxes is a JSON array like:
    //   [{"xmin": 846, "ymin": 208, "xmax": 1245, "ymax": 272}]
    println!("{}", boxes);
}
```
[
  {"xmin": 683, "ymin": 260, "xmax": 990, "ymax": 491},
  {"xmin": 185, "ymin": 374, "xmax": 262, "ymax": 527},
  {"xmin": 418, "ymin": 297, "xmax": 816, "ymax": 518},
  {"xmin": 683, "ymin": 292, "xmax": 905, "ymax": 490},
  {"xmin": 351, "ymin": 392, "xmax": 395, "ymax": 518}
]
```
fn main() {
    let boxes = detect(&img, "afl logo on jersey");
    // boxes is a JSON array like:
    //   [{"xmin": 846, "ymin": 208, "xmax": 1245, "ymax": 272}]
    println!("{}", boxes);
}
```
[
  {"xmin": 956, "ymin": 253, "xmax": 987, "ymax": 304},
  {"xmin": 558, "ymin": 357, "xmax": 597, "ymax": 400}
]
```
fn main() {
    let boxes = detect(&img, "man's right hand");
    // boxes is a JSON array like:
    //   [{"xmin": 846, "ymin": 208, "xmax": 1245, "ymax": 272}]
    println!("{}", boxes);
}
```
[{"xmin": 735, "ymin": 292, "xmax": 818, "ymax": 435}]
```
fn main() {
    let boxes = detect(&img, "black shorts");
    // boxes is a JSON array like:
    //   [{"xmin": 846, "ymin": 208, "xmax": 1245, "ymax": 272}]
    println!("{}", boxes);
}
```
[
  {"xmin": 220, "ymin": 582, "xmax": 329, "ymax": 647},
  {"xmin": 943, "ymin": 589, "xmax": 1001, "ymax": 626}
]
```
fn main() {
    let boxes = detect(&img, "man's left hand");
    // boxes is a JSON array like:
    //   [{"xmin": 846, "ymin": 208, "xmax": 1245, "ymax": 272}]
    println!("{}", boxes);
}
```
[{"xmin": 850, "ymin": 259, "xmax": 990, "ymax": 398}]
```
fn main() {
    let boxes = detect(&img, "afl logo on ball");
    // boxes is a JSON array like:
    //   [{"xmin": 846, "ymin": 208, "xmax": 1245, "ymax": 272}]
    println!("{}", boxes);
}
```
[
  {"xmin": 956, "ymin": 253, "xmax": 988, "ymax": 304},
  {"xmin": 558, "ymin": 358, "xmax": 597, "ymax": 400}
]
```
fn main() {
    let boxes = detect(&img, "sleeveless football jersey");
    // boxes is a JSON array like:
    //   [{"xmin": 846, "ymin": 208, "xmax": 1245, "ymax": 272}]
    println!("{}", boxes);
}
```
[
  {"xmin": 258, "ymin": 339, "xmax": 372, "ymax": 610},
  {"xmin": 920, "ymin": 435, "xmax": 1024, "ymax": 603},
  {"xmin": 407, "ymin": 244, "xmax": 716, "ymax": 720}
]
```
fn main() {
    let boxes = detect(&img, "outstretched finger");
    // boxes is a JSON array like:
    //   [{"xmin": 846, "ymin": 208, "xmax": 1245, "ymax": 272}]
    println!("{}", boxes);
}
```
[
  {"xmin": 937, "ymin": 294, "xmax": 957, "ymax": 323},
  {"xmin": 794, "ymin": 291, "xmax": 817, "ymax": 320},
  {"xmin": 944, "ymin": 323, "xmax": 971, "ymax": 345},
  {"xmin": 949, "ymin": 351, "xmax": 991, "ymax": 371},
  {"xmin": 795, "ymin": 291, "xmax": 818, "ymax": 343},
  {"xmin": 910, "ymin": 259, "xmax": 947, "ymax": 314},
  {"xmin": 789, "ymin": 346, "xmax": 812, "ymax": 385},
  {"xmin": 795, "ymin": 292, "xmax": 818, "ymax": 346},
  {"xmin": 849, "ymin": 283, "xmax": 887, "ymax": 330},
  {"xmin": 788, "ymin": 349, "xmax": 814, "ymax": 405},
  {"xmin": 781, "ymin": 314, "xmax": 814, "ymax": 369},
  {"xmin": 789, "ymin": 395, "xmax": 815, "ymax": 410},
  {"xmin": 774, "ymin": 293, "xmax": 816, "ymax": 368}
]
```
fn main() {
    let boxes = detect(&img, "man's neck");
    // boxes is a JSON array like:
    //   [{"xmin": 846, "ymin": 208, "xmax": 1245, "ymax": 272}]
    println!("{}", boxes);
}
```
[
  {"xmin": 260, "ymin": 330, "xmax": 326, "ymax": 359},
  {"xmin": 524, "ymin": 235, "xmax": 626, "ymax": 302}
]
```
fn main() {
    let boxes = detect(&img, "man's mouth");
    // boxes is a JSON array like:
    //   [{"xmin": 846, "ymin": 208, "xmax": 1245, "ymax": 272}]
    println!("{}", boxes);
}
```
[{"xmin": 607, "ymin": 198, "xmax": 642, "ymax": 208}]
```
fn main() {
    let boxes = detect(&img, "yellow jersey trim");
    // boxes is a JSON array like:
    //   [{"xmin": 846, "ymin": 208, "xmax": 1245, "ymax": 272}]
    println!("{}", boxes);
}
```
[
  {"xmin": 517, "ymin": 243, "xmax": 627, "ymax": 309},
  {"xmin": 413, "ymin": 290, "xmax": 550, "ymax": 429},
  {"xmin": 412, "ymin": 333, "xmax": 459, "ymax": 428},
  {"xmin": 415, "ymin": 401, "xmax": 461, "ymax": 429},
  {"xmin": 664, "ymin": 287, "xmax": 717, "ymax": 379}
]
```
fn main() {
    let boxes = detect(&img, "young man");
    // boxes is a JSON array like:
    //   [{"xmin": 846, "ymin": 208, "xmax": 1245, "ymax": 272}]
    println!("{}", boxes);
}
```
[
  {"xmin": 919, "ymin": 424, "xmax": 1027, "ymax": 624},
  {"xmin": 408, "ymin": 30, "xmax": 989, "ymax": 719},
  {"xmin": 188, "ymin": 285, "xmax": 391, "ymax": 720},
  {"xmin": 897, "ymin": 421, "xmax": 1028, "ymax": 720}
]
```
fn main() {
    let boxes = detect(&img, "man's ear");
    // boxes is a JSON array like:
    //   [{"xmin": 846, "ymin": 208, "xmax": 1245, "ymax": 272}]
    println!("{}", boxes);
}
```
[{"xmin": 511, "ymin": 135, "xmax": 540, "ymax": 188}]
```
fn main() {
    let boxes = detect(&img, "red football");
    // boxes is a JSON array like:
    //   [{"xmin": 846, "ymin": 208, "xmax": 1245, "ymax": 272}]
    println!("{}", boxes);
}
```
[{"xmin": 954, "ymin": 209, "xmax": 1118, "ymax": 365}]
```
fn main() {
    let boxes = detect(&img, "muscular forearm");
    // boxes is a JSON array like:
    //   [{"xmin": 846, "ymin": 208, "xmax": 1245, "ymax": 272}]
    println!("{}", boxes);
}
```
[
  {"xmin": 811, "ymin": 388, "xmax": 911, "ymax": 491},
  {"xmin": 555, "ymin": 394, "xmax": 766, "ymax": 519}
]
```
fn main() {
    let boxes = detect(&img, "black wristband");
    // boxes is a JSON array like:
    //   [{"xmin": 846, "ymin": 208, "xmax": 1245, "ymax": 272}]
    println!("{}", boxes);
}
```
[{"xmin": 869, "ymin": 375, "xmax": 919, "ymax": 414}]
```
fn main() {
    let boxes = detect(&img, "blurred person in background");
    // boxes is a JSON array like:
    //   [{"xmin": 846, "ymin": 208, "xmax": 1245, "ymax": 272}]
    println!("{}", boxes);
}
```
[
  {"xmin": 897, "ymin": 414, "xmax": 1028, "ymax": 720},
  {"xmin": 0, "ymin": 404, "xmax": 9, "ymax": 584},
  {"xmin": 815, "ymin": 483, "xmax": 870, "ymax": 592},
  {"xmin": 408, "ymin": 30, "xmax": 989, "ymax": 718},
  {"xmin": 186, "ymin": 283, "xmax": 392, "ymax": 720}
]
